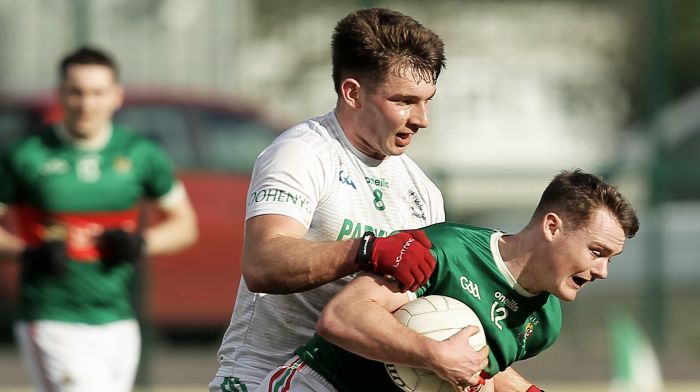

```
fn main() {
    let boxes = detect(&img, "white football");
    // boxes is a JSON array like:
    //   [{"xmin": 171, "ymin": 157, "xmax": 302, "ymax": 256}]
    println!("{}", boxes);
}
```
[{"xmin": 385, "ymin": 295, "xmax": 486, "ymax": 392}]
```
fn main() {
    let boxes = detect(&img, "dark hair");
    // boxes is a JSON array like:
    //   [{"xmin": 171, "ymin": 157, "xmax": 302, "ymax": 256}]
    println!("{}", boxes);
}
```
[
  {"xmin": 532, "ymin": 169, "xmax": 640, "ymax": 238},
  {"xmin": 59, "ymin": 46, "xmax": 119, "ymax": 82},
  {"xmin": 331, "ymin": 8, "xmax": 446, "ymax": 94}
]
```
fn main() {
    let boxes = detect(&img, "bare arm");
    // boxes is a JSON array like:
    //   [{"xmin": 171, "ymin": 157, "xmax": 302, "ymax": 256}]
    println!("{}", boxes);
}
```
[
  {"xmin": 493, "ymin": 367, "xmax": 536, "ymax": 391},
  {"xmin": 242, "ymin": 214, "xmax": 361, "ymax": 293},
  {"xmin": 142, "ymin": 192, "xmax": 198, "ymax": 256},
  {"xmin": 0, "ymin": 206, "xmax": 25, "ymax": 261},
  {"xmin": 317, "ymin": 273, "xmax": 489, "ymax": 388}
]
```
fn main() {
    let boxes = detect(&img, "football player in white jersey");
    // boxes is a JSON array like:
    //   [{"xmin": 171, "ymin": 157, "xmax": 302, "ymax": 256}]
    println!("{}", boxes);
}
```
[{"xmin": 210, "ymin": 7, "xmax": 457, "ymax": 392}]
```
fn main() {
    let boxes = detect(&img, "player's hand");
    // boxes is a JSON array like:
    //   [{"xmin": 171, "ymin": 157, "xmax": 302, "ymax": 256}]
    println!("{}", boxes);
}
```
[
  {"xmin": 98, "ymin": 228, "xmax": 145, "ymax": 267},
  {"xmin": 356, "ymin": 230, "xmax": 436, "ymax": 292},
  {"xmin": 432, "ymin": 326, "xmax": 490, "ymax": 391},
  {"xmin": 466, "ymin": 372, "xmax": 491, "ymax": 391},
  {"xmin": 21, "ymin": 240, "xmax": 69, "ymax": 276}
]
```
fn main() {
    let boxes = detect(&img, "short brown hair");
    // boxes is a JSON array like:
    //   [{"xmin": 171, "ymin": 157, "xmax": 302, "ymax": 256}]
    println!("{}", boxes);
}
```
[
  {"xmin": 532, "ymin": 169, "xmax": 640, "ymax": 238},
  {"xmin": 59, "ymin": 46, "xmax": 119, "ymax": 82},
  {"xmin": 331, "ymin": 8, "xmax": 446, "ymax": 94}
]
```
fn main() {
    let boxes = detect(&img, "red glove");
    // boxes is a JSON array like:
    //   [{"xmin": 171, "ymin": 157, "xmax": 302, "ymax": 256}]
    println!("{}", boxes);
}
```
[
  {"xmin": 356, "ymin": 230, "xmax": 436, "ymax": 292},
  {"xmin": 467, "ymin": 372, "xmax": 491, "ymax": 391},
  {"xmin": 526, "ymin": 386, "xmax": 545, "ymax": 392}
]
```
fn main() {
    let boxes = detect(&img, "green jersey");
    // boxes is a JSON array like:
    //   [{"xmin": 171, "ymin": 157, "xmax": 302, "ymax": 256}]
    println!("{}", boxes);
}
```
[
  {"xmin": 295, "ymin": 223, "xmax": 562, "ymax": 392},
  {"xmin": 0, "ymin": 125, "xmax": 176, "ymax": 324}
]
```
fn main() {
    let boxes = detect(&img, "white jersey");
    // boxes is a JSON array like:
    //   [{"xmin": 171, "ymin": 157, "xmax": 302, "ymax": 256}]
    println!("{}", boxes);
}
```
[{"xmin": 214, "ymin": 111, "xmax": 445, "ymax": 386}]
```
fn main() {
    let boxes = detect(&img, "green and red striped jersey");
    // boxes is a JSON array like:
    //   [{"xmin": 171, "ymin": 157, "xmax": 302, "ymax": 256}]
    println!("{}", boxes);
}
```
[{"xmin": 0, "ymin": 125, "xmax": 176, "ymax": 324}]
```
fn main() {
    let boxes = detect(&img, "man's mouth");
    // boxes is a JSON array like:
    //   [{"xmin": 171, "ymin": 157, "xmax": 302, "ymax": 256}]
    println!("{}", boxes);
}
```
[
  {"xmin": 572, "ymin": 276, "xmax": 588, "ymax": 287},
  {"xmin": 395, "ymin": 132, "xmax": 413, "ymax": 147}
]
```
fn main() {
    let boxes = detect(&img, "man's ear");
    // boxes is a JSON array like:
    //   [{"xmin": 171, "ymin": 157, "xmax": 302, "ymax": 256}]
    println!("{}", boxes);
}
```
[
  {"xmin": 543, "ymin": 212, "xmax": 563, "ymax": 241},
  {"xmin": 339, "ymin": 78, "xmax": 362, "ymax": 109},
  {"xmin": 113, "ymin": 84, "xmax": 125, "ymax": 109}
]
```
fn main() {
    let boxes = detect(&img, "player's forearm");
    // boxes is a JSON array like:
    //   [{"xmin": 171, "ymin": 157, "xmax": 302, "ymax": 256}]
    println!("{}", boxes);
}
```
[
  {"xmin": 320, "ymin": 274, "xmax": 489, "ymax": 387},
  {"xmin": 0, "ymin": 227, "xmax": 25, "ymax": 261},
  {"xmin": 242, "ymin": 236, "xmax": 361, "ymax": 293},
  {"xmin": 492, "ymin": 367, "xmax": 534, "ymax": 391},
  {"xmin": 317, "ymin": 302, "xmax": 432, "ymax": 368},
  {"xmin": 142, "ymin": 209, "xmax": 198, "ymax": 256},
  {"xmin": 319, "ymin": 298, "xmax": 435, "ymax": 365},
  {"xmin": 317, "ymin": 276, "xmax": 433, "ymax": 366}
]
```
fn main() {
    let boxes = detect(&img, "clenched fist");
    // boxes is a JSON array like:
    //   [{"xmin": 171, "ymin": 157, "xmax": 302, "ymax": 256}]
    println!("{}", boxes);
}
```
[
  {"xmin": 356, "ymin": 230, "xmax": 436, "ymax": 292},
  {"xmin": 98, "ymin": 228, "xmax": 145, "ymax": 267}
]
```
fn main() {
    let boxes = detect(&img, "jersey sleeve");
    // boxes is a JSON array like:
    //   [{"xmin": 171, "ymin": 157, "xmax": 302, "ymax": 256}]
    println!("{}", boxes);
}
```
[
  {"xmin": 245, "ymin": 136, "xmax": 329, "ymax": 229},
  {"xmin": 139, "ymin": 140, "xmax": 177, "ymax": 199},
  {"xmin": 414, "ymin": 247, "xmax": 445, "ymax": 297}
]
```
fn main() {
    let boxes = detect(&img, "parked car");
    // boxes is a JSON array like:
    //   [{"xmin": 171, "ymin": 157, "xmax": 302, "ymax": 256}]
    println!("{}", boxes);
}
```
[{"xmin": 0, "ymin": 90, "xmax": 285, "ymax": 336}]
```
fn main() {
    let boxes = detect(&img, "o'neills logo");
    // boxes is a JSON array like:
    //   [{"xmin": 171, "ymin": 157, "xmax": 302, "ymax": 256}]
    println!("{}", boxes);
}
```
[
  {"xmin": 393, "ymin": 238, "xmax": 415, "ymax": 267},
  {"xmin": 384, "ymin": 364, "xmax": 407, "ymax": 388}
]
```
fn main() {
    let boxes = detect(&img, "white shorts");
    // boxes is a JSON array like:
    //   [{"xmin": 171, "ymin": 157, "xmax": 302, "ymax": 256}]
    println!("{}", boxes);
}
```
[
  {"xmin": 209, "ymin": 375, "xmax": 254, "ymax": 392},
  {"xmin": 254, "ymin": 356, "xmax": 337, "ymax": 392},
  {"xmin": 14, "ymin": 319, "xmax": 140, "ymax": 392}
]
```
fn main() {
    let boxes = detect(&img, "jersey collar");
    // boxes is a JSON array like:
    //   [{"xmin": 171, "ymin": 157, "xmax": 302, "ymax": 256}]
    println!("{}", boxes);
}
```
[
  {"xmin": 55, "ymin": 123, "xmax": 113, "ymax": 151},
  {"xmin": 328, "ymin": 111, "xmax": 386, "ymax": 167},
  {"xmin": 490, "ymin": 231, "xmax": 537, "ymax": 297}
]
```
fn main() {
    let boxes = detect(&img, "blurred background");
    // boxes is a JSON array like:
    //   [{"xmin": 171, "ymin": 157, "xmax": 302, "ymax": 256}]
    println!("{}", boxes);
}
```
[{"xmin": 1, "ymin": 0, "xmax": 699, "ymax": 391}]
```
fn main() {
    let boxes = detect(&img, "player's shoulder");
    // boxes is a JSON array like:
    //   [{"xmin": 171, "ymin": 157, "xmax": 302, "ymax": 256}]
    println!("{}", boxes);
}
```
[
  {"xmin": 1, "ymin": 126, "xmax": 56, "ymax": 157},
  {"xmin": 395, "ymin": 153, "xmax": 437, "ymax": 184},
  {"xmin": 424, "ymin": 221, "xmax": 493, "ymax": 234},
  {"xmin": 544, "ymin": 294, "xmax": 562, "ymax": 319},
  {"xmin": 111, "ymin": 123, "xmax": 149, "ymax": 142},
  {"xmin": 110, "ymin": 124, "xmax": 164, "ymax": 152},
  {"xmin": 424, "ymin": 222, "xmax": 496, "ymax": 246},
  {"xmin": 266, "ymin": 113, "xmax": 341, "ymax": 158},
  {"xmin": 539, "ymin": 294, "xmax": 563, "ymax": 344}
]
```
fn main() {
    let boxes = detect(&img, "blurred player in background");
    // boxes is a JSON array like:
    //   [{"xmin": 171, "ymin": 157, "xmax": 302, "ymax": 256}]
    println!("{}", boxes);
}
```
[
  {"xmin": 257, "ymin": 169, "xmax": 640, "ymax": 392},
  {"xmin": 0, "ymin": 46, "xmax": 198, "ymax": 392},
  {"xmin": 210, "ymin": 7, "xmax": 460, "ymax": 392}
]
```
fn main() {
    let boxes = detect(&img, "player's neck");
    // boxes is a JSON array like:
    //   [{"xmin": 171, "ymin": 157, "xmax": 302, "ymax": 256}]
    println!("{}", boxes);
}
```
[
  {"xmin": 498, "ymin": 232, "xmax": 540, "ymax": 294},
  {"xmin": 56, "ymin": 123, "xmax": 112, "ymax": 150}
]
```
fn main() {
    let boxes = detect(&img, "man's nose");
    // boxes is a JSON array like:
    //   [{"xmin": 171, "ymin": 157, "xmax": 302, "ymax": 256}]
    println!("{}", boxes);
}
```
[
  {"xmin": 409, "ymin": 102, "xmax": 429, "ymax": 129},
  {"xmin": 591, "ymin": 260, "xmax": 609, "ymax": 280}
]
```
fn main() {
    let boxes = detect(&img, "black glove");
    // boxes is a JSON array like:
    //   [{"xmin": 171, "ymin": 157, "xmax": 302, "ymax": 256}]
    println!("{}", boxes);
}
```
[
  {"xmin": 21, "ymin": 240, "xmax": 69, "ymax": 277},
  {"xmin": 98, "ymin": 228, "xmax": 145, "ymax": 267}
]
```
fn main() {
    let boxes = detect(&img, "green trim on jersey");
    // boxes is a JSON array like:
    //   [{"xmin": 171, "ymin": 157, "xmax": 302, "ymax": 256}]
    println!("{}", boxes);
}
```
[
  {"xmin": 1, "ymin": 125, "xmax": 177, "ymax": 324},
  {"xmin": 295, "ymin": 222, "xmax": 562, "ymax": 392}
]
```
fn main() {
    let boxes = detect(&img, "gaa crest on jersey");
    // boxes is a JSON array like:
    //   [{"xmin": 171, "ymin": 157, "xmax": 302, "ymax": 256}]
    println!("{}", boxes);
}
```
[
  {"xmin": 408, "ymin": 189, "xmax": 426, "ymax": 220},
  {"xmin": 40, "ymin": 158, "xmax": 69, "ymax": 176},
  {"xmin": 460, "ymin": 275, "xmax": 482, "ymax": 301},
  {"xmin": 113, "ymin": 156, "xmax": 132, "ymax": 174},
  {"xmin": 516, "ymin": 316, "xmax": 540, "ymax": 347},
  {"xmin": 76, "ymin": 154, "xmax": 101, "ymax": 183}
]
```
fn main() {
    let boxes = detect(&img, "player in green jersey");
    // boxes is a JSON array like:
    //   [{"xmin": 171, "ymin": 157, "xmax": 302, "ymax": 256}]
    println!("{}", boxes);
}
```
[
  {"xmin": 0, "ymin": 47, "xmax": 198, "ymax": 392},
  {"xmin": 256, "ymin": 169, "xmax": 640, "ymax": 392}
]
